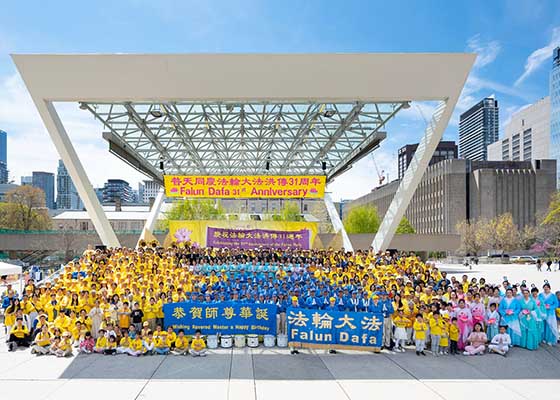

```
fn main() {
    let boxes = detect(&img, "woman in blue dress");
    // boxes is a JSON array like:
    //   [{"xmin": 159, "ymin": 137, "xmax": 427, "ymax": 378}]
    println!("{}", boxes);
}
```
[
  {"xmin": 499, "ymin": 288, "xmax": 522, "ymax": 346},
  {"xmin": 518, "ymin": 288, "xmax": 540, "ymax": 350},
  {"xmin": 531, "ymin": 287, "xmax": 546, "ymax": 342},
  {"xmin": 538, "ymin": 282, "xmax": 559, "ymax": 346}
]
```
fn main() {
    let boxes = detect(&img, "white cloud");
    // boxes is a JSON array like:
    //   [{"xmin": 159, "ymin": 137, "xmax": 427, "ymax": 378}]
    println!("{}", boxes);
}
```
[
  {"xmin": 515, "ymin": 26, "xmax": 560, "ymax": 86},
  {"xmin": 467, "ymin": 34, "xmax": 501, "ymax": 69},
  {"xmin": 0, "ymin": 73, "xmax": 146, "ymax": 189}
]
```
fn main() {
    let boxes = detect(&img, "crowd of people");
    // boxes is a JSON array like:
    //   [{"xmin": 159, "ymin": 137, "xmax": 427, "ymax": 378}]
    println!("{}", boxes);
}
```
[{"xmin": 1, "ymin": 241, "xmax": 559, "ymax": 358}]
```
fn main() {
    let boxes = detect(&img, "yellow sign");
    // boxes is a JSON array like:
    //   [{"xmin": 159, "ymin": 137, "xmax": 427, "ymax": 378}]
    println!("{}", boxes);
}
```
[{"xmin": 164, "ymin": 175, "xmax": 326, "ymax": 199}]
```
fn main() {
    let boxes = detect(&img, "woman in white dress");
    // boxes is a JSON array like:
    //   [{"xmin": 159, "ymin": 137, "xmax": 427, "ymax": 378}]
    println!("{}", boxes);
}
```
[{"xmin": 88, "ymin": 299, "xmax": 103, "ymax": 338}]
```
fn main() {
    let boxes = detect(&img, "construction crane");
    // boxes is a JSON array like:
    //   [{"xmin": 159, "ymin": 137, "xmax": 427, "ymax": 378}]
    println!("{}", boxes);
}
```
[{"xmin": 370, "ymin": 154, "xmax": 385, "ymax": 186}]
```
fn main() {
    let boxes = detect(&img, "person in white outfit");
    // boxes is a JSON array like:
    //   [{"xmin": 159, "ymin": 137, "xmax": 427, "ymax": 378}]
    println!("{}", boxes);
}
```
[{"xmin": 488, "ymin": 325, "xmax": 511, "ymax": 356}]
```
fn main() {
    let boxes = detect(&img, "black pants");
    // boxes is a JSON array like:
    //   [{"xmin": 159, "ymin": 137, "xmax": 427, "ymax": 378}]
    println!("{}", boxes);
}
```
[
  {"xmin": 103, "ymin": 348, "xmax": 116, "ymax": 355},
  {"xmin": 8, "ymin": 334, "xmax": 30, "ymax": 347},
  {"xmin": 450, "ymin": 340, "xmax": 458, "ymax": 354}
]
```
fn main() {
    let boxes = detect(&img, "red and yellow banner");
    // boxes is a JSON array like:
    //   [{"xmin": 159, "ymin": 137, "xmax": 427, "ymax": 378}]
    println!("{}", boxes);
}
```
[{"xmin": 164, "ymin": 175, "xmax": 326, "ymax": 199}]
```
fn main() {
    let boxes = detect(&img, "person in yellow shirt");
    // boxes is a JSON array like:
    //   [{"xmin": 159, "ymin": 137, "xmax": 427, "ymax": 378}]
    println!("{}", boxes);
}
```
[
  {"xmin": 8, "ymin": 317, "xmax": 30, "ymax": 352},
  {"xmin": 440, "ymin": 315, "xmax": 450, "ymax": 354},
  {"xmin": 429, "ymin": 311, "xmax": 444, "ymax": 356},
  {"xmin": 50, "ymin": 332, "xmax": 73, "ymax": 357},
  {"xmin": 190, "ymin": 329, "xmax": 207, "ymax": 357},
  {"xmin": 392, "ymin": 309, "xmax": 409, "ymax": 352},
  {"xmin": 172, "ymin": 329, "xmax": 190, "ymax": 355},
  {"xmin": 449, "ymin": 317, "xmax": 460, "ymax": 354},
  {"xmin": 104, "ymin": 336, "xmax": 117, "ymax": 355},
  {"xmin": 154, "ymin": 332, "xmax": 170, "ymax": 355},
  {"xmin": 117, "ymin": 330, "xmax": 132, "ymax": 355},
  {"xmin": 94, "ymin": 329, "xmax": 108, "ymax": 353},
  {"xmin": 166, "ymin": 326, "xmax": 177, "ymax": 345},
  {"xmin": 413, "ymin": 314, "xmax": 428, "ymax": 356},
  {"xmin": 128, "ymin": 334, "xmax": 144, "ymax": 357},
  {"xmin": 31, "ymin": 325, "xmax": 52, "ymax": 355}
]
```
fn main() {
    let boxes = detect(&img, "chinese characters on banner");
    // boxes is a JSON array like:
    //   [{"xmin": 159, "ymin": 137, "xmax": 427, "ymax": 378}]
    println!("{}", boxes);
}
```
[
  {"xmin": 164, "ymin": 175, "xmax": 326, "ymax": 199},
  {"xmin": 287, "ymin": 307, "xmax": 383, "ymax": 349},
  {"xmin": 163, "ymin": 302, "xmax": 277, "ymax": 335},
  {"xmin": 206, "ymin": 227, "xmax": 310, "ymax": 249}
]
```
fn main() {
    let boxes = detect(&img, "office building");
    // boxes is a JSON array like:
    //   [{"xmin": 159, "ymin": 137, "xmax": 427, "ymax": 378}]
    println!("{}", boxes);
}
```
[
  {"xmin": 142, "ymin": 180, "xmax": 161, "ymax": 203},
  {"xmin": 398, "ymin": 141, "xmax": 458, "ymax": 180},
  {"xmin": 0, "ymin": 130, "xmax": 7, "ymax": 184},
  {"xmin": 459, "ymin": 98, "xmax": 499, "ymax": 161},
  {"xmin": 488, "ymin": 97, "xmax": 550, "ymax": 162},
  {"xmin": 551, "ymin": 46, "xmax": 560, "ymax": 187},
  {"xmin": 32, "ymin": 171, "xmax": 55, "ymax": 209},
  {"xmin": 344, "ymin": 159, "xmax": 557, "ymax": 234},
  {"xmin": 0, "ymin": 183, "xmax": 18, "ymax": 202},
  {"xmin": 102, "ymin": 179, "xmax": 134, "ymax": 203},
  {"xmin": 56, "ymin": 160, "xmax": 82, "ymax": 209}
]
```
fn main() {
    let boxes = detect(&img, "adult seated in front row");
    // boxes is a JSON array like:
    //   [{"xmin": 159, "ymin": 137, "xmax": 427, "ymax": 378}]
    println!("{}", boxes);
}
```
[{"xmin": 7, "ymin": 317, "xmax": 31, "ymax": 352}]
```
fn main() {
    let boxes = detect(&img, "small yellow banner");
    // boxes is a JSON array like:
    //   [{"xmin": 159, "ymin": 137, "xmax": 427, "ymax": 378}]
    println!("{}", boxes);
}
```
[{"xmin": 164, "ymin": 175, "xmax": 326, "ymax": 199}]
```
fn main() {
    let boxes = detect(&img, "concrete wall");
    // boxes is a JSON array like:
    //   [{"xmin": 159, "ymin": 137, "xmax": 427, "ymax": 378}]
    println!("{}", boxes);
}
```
[{"xmin": 317, "ymin": 233, "xmax": 461, "ymax": 252}]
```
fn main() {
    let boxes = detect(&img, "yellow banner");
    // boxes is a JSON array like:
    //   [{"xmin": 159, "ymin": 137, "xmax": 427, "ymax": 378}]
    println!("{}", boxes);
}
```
[
  {"xmin": 164, "ymin": 175, "xmax": 326, "ymax": 199},
  {"xmin": 167, "ymin": 220, "xmax": 318, "ymax": 248}
]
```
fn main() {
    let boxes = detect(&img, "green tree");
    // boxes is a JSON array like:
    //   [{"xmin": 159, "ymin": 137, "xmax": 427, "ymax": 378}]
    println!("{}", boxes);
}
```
[
  {"xmin": 160, "ymin": 199, "xmax": 225, "ymax": 229},
  {"xmin": 279, "ymin": 201, "xmax": 304, "ymax": 221},
  {"xmin": 395, "ymin": 217, "xmax": 416, "ymax": 234},
  {"xmin": 343, "ymin": 205, "xmax": 380, "ymax": 234},
  {"xmin": 0, "ymin": 186, "xmax": 51, "ymax": 230}
]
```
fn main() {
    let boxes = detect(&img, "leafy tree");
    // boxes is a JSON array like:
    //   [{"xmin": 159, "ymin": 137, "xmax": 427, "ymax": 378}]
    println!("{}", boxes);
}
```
[
  {"xmin": 395, "ymin": 216, "xmax": 416, "ymax": 234},
  {"xmin": 343, "ymin": 205, "xmax": 380, "ymax": 234},
  {"xmin": 492, "ymin": 213, "xmax": 521, "ymax": 257},
  {"xmin": 535, "ymin": 191, "xmax": 560, "ymax": 258},
  {"xmin": 0, "ymin": 186, "xmax": 51, "ymax": 230},
  {"xmin": 280, "ymin": 201, "xmax": 304, "ymax": 221},
  {"xmin": 160, "ymin": 199, "xmax": 225, "ymax": 229},
  {"xmin": 456, "ymin": 219, "xmax": 487, "ymax": 256}
]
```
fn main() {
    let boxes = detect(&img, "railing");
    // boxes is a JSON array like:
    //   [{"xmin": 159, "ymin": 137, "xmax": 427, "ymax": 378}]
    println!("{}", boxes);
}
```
[{"xmin": 0, "ymin": 229, "xmax": 167, "ymax": 235}]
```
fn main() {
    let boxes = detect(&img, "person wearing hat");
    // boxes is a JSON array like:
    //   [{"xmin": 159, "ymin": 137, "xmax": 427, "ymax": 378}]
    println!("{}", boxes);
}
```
[
  {"xmin": 488, "ymin": 325, "xmax": 511, "ymax": 356},
  {"xmin": 51, "ymin": 331, "xmax": 73, "ymax": 357},
  {"xmin": 7, "ymin": 317, "xmax": 30, "ymax": 352}
]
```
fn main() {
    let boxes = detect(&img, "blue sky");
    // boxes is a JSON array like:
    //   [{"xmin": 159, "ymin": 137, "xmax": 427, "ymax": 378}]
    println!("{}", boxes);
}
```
[{"xmin": 1, "ymin": 0, "xmax": 559, "ymax": 200}]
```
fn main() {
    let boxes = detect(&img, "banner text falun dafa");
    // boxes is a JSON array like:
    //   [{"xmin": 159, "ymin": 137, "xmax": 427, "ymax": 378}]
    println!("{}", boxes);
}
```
[{"xmin": 164, "ymin": 175, "xmax": 326, "ymax": 199}]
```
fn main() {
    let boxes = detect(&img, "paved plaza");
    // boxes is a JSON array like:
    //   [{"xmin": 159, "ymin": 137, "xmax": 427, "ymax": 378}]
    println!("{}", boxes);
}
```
[{"xmin": 2, "ymin": 263, "xmax": 560, "ymax": 400}]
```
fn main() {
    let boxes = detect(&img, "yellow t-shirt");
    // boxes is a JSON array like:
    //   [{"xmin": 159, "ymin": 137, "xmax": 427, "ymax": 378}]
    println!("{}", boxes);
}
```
[
  {"xmin": 392, "ymin": 316, "xmax": 408, "ymax": 328},
  {"xmin": 175, "ymin": 336, "xmax": 189, "ymax": 350},
  {"xmin": 429, "ymin": 318, "xmax": 443, "ymax": 336},
  {"xmin": 95, "ymin": 336, "xmax": 108, "ymax": 348},
  {"xmin": 10, "ymin": 324, "xmax": 29, "ymax": 339},
  {"xmin": 413, "ymin": 321, "xmax": 427, "ymax": 340},
  {"xmin": 191, "ymin": 337, "xmax": 206, "ymax": 351},
  {"xmin": 449, "ymin": 324, "xmax": 459, "ymax": 341},
  {"xmin": 130, "ymin": 338, "xmax": 143, "ymax": 351},
  {"xmin": 35, "ymin": 332, "xmax": 52, "ymax": 347}
]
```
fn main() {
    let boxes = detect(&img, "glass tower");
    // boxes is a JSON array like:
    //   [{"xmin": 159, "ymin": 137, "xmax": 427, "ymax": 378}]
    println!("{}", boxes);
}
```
[
  {"xmin": 459, "ymin": 98, "xmax": 499, "ymax": 161},
  {"xmin": 551, "ymin": 47, "xmax": 560, "ymax": 188}
]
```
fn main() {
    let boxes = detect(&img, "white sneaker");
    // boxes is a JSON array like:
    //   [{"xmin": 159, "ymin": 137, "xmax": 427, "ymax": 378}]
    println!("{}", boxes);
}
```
[{"xmin": 463, "ymin": 351, "xmax": 469, "ymax": 356}]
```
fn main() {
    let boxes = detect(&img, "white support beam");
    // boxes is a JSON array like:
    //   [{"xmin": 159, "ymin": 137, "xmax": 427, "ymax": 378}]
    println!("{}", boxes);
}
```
[
  {"xmin": 371, "ymin": 100, "xmax": 450, "ymax": 252},
  {"xmin": 324, "ymin": 192, "xmax": 353, "ymax": 252},
  {"xmin": 39, "ymin": 101, "xmax": 120, "ymax": 248},
  {"xmin": 139, "ymin": 187, "xmax": 166, "ymax": 243}
]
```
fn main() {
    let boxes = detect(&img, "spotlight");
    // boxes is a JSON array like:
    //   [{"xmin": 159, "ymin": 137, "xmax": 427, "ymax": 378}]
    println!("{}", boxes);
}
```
[
  {"xmin": 323, "ymin": 107, "xmax": 335, "ymax": 118},
  {"xmin": 150, "ymin": 105, "xmax": 163, "ymax": 118},
  {"xmin": 266, "ymin": 156, "xmax": 271, "ymax": 171},
  {"xmin": 322, "ymin": 161, "xmax": 327, "ymax": 171},
  {"xmin": 159, "ymin": 157, "xmax": 165, "ymax": 171},
  {"xmin": 402, "ymin": 101, "xmax": 411, "ymax": 109},
  {"xmin": 79, "ymin": 102, "xmax": 88, "ymax": 110}
]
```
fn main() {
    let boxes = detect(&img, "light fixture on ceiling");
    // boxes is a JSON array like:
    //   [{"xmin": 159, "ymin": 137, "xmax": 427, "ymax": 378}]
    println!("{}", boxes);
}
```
[
  {"xmin": 79, "ymin": 102, "xmax": 88, "ymax": 110},
  {"xmin": 159, "ymin": 156, "xmax": 165, "ymax": 171},
  {"xmin": 150, "ymin": 104, "xmax": 164, "ymax": 118},
  {"xmin": 323, "ymin": 106, "xmax": 335, "ymax": 118},
  {"xmin": 265, "ymin": 156, "xmax": 271, "ymax": 171},
  {"xmin": 322, "ymin": 161, "xmax": 327, "ymax": 171},
  {"xmin": 402, "ymin": 101, "xmax": 411, "ymax": 109}
]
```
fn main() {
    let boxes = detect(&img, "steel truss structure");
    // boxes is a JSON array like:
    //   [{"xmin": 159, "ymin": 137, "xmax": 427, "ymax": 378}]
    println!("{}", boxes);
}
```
[
  {"xmin": 83, "ymin": 101, "xmax": 403, "ymax": 183},
  {"xmin": 13, "ymin": 53, "xmax": 474, "ymax": 249}
]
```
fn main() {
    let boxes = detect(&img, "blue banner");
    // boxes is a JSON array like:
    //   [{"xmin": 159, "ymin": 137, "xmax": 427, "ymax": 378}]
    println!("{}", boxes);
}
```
[
  {"xmin": 163, "ymin": 302, "xmax": 277, "ymax": 335},
  {"xmin": 287, "ymin": 307, "xmax": 383, "ymax": 349}
]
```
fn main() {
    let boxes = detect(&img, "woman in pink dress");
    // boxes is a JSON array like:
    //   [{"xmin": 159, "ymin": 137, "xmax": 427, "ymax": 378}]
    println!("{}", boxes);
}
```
[
  {"xmin": 470, "ymin": 293, "xmax": 486, "ymax": 329},
  {"xmin": 463, "ymin": 323, "xmax": 487, "ymax": 356},
  {"xmin": 455, "ymin": 299, "xmax": 473, "ymax": 350}
]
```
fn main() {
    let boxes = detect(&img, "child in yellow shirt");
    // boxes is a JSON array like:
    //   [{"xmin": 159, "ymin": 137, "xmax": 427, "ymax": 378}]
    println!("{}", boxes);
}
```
[
  {"xmin": 449, "ymin": 317, "xmax": 459, "ymax": 354},
  {"xmin": 440, "ymin": 316, "xmax": 449, "ymax": 354},
  {"xmin": 94, "ymin": 329, "xmax": 108, "ymax": 353},
  {"xmin": 413, "ymin": 314, "xmax": 427, "ymax": 356},
  {"xmin": 392, "ymin": 309, "xmax": 409, "ymax": 352},
  {"xmin": 172, "ymin": 329, "xmax": 190, "ymax": 355},
  {"xmin": 190, "ymin": 329, "xmax": 207, "ymax": 357},
  {"xmin": 429, "ymin": 311, "xmax": 444, "ymax": 356}
]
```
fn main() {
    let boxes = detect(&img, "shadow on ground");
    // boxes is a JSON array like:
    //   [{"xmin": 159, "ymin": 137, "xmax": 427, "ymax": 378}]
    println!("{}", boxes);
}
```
[{"xmin": 59, "ymin": 345, "xmax": 560, "ymax": 380}]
